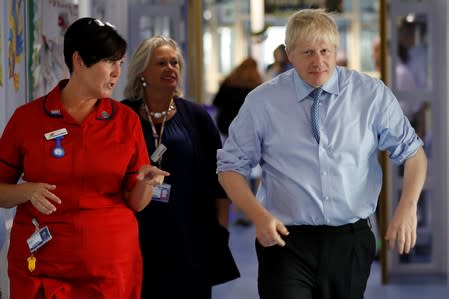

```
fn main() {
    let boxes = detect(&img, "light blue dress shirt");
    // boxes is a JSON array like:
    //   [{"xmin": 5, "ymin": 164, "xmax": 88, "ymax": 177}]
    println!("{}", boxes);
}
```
[{"xmin": 217, "ymin": 67, "xmax": 423, "ymax": 226}]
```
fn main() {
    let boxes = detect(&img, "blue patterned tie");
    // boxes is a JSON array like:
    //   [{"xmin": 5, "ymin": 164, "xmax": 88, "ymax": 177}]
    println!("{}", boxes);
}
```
[{"xmin": 310, "ymin": 88, "xmax": 323, "ymax": 143}]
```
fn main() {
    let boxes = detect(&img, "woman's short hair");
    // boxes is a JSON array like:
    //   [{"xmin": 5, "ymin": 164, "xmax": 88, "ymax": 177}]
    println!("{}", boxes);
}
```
[
  {"xmin": 124, "ymin": 36, "xmax": 184, "ymax": 100},
  {"xmin": 285, "ymin": 9, "xmax": 339, "ymax": 53},
  {"xmin": 64, "ymin": 17, "xmax": 127, "ymax": 73}
]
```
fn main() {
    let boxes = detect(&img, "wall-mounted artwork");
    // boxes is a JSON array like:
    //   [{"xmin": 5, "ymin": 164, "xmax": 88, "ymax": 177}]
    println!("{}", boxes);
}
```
[
  {"xmin": 8, "ymin": 0, "xmax": 24, "ymax": 92},
  {"xmin": 0, "ymin": 0, "xmax": 6, "ymax": 134},
  {"xmin": 4, "ymin": 0, "xmax": 26, "ymax": 117},
  {"xmin": 29, "ymin": 0, "xmax": 77, "ymax": 99}
]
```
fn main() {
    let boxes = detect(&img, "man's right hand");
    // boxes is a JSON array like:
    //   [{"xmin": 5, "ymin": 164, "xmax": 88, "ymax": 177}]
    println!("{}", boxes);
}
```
[{"xmin": 255, "ymin": 213, "xmax": 289, "ymax": 247}]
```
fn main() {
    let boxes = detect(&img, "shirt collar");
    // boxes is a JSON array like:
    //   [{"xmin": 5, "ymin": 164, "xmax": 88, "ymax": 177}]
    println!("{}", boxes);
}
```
[
  {"xmin": 294, "ymin": 66, "xmax": 341, "ymax": 103},
  {"xmin": 43, "ymin": 79, "xmax": 115, "ymax": 121}
]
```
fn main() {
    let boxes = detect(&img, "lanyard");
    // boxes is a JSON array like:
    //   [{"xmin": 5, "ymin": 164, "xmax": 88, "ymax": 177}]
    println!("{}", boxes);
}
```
[{"xmin": 143, "ymin": 99, "xmax": 173, "ymax": 166}]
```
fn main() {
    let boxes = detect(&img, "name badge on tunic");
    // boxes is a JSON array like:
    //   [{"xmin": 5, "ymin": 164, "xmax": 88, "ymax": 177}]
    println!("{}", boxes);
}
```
[
  {"xmin": 44, "ymin": 128, "xmax": 68, "ymax": 140},
  {"xmin": 152, "ymin": 183, "xmax": 171, "ymax": 203}
]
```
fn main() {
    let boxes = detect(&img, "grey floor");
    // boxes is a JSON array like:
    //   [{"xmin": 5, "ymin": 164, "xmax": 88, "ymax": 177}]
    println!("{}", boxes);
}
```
[{"xmin": 213, "ymin": 218, "xmax": 449, "ymax": 299}]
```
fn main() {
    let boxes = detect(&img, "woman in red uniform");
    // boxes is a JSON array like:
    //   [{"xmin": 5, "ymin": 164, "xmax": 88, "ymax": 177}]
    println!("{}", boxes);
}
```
[{"xmin": 0, "ymin": 18, "xmax": 168, "ymax": 299}]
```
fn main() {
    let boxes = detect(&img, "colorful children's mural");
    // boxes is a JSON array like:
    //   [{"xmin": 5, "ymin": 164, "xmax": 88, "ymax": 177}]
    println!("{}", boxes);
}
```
[{"xmin": 8, "ymin": 0, "xmax": 24, "ymax": 92}]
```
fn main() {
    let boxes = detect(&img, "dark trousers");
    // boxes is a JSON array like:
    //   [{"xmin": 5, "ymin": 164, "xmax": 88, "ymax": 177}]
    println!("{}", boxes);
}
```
[{"xmin": 256, "ymin": 219, "xmax": 375, "ymax": 299}]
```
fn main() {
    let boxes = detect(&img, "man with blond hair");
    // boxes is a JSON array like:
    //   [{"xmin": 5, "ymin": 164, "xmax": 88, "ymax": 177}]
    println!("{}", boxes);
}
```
[{"xmin": 217, "ymin": 8, "xmax": 427, "ymax": 299}]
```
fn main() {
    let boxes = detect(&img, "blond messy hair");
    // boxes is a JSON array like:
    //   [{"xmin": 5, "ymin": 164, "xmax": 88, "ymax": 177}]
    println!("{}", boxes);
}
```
[{"xmin": 285, "ymin": 9, "xmax": 339, "ymax": 54}]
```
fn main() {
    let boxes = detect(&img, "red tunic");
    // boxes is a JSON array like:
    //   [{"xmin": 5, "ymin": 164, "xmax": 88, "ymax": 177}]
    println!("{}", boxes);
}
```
[{"xmin": 0, "ymin": 81, "xmax": 149, "ymax": 298}]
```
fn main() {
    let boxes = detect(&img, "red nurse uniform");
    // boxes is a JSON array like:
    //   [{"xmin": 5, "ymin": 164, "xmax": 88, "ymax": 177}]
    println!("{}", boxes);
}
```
[{"xmin": 0, "ymin": 80, "xmax": 149, "ymax": 298}]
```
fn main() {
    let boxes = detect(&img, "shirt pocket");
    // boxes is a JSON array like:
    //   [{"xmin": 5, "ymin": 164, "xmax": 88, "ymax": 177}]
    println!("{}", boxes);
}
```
[{"xmin": 23, "ymin": 136, "xmax": 74, "ymax": 183}]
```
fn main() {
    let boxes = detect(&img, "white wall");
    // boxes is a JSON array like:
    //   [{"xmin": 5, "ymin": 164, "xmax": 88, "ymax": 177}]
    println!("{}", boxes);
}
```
[
  {"xmin": 106, "ymin": 0, "xmax": 129, "ymax": 101},
  {"xmin": 78, "ymin": 0, "xmax": 129, "ymax": 100}
]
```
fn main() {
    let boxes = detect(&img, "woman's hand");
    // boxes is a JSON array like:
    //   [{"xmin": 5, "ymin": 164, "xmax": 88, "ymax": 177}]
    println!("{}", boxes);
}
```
[
  {"xmin": 21, "ymin": 182, "xmax": 62, "ymax": 215},
  {"xmin": 136, "ymin": 165, "xmax": 170, "ymax": 186},
  {"xmin": 126, "ymin": 165, "xmax": 170, "ymax": 212}
]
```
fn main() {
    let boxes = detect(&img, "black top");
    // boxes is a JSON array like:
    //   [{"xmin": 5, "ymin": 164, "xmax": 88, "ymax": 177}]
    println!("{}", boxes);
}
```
[{"xmin": 121, "ymin": 97, "xmax": 239, "ymax": 298}]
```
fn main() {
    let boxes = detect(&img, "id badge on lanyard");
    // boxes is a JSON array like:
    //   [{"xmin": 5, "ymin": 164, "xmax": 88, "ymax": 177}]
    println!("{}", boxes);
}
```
[
  {"xmin": 152, "ymin": 183, "xmax": 172, "ymax": 203},
  {"xmin": 26, "ymin": 218, "xmax": 53, "ymax": 272},
  {"xmin": 144, "ymin": 101, "xmax": 172, "ymax": 203}
]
